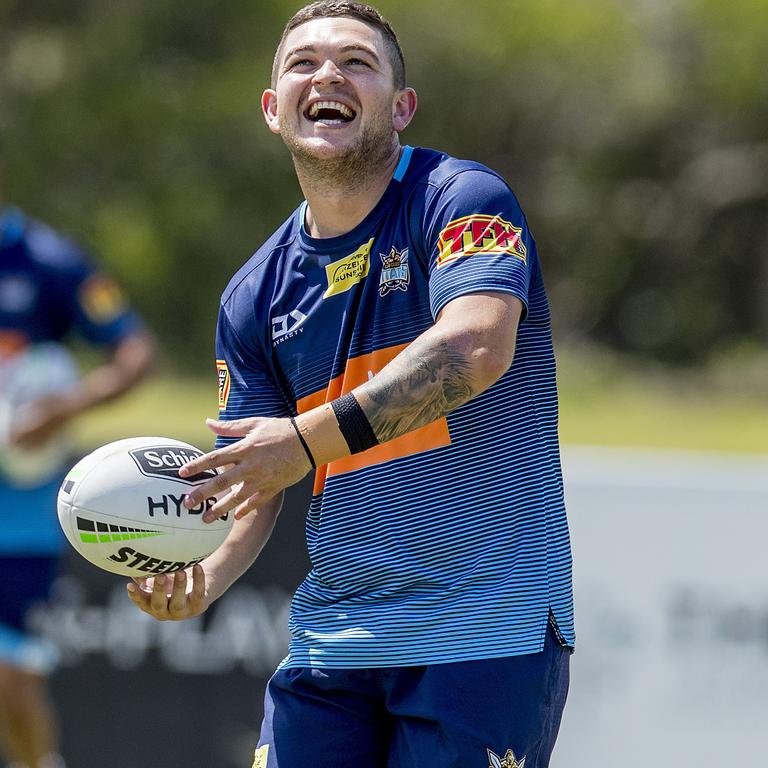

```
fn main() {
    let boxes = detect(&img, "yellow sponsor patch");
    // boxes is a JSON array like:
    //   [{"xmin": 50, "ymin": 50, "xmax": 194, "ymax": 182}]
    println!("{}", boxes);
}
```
[
  {"xmin": 323, "ymin": 238, "xmax": 373, "ymax": 298},
  {"xmin": 78, "ymin": 274, "xmax": 126, "ymax": 323},
  {"xmin": 216, "ymin": 359, "xmax": 231, "ymax": 410},
  {"xmin": 436, "ymin": 214, "xmax": 526, "ymax": 268},
  {"xmin": 252, "ymin": 744, "xmax": 269, "ymax": 768}
]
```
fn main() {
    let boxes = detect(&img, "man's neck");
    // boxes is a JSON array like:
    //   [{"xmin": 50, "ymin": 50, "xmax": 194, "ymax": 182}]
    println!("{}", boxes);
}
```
[{"xmin": 297, "ymin": 143, "xmax": 403, "ymax": 239}]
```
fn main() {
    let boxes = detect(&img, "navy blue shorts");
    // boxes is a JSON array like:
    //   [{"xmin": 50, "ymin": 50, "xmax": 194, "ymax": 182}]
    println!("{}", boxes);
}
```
[
  {"xmin": 0, "ymin": 556, "xmax": 60, "ymax": 673},
  {"xmin": 256, "ymin": 621, "xmax": 570, "ymax": 768}
]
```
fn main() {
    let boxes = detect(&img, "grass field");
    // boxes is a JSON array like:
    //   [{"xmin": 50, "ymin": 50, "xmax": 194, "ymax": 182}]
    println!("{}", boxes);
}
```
[
  {"xmin": 72, "ymin": 353, "xmax": 767, "ymax": 456},
  {"xmin": 556, "ymin": 348, "xmax": 767, "ymax": 454}
]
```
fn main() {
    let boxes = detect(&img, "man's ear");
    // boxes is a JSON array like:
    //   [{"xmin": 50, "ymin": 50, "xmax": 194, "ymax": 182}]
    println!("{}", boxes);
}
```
[
  {"xmin": 392, "ymin": 88, "xmax": 418, "ymax": 133},
  {"xmin": 262, "ymin": 89, "xmax": 281, "ymax": 134}
]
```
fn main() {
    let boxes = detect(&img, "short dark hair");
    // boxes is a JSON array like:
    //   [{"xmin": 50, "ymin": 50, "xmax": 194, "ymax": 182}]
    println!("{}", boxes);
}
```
[{"xmin": 272, "ymin": 1, "xmax": 406, "ymax": 89}]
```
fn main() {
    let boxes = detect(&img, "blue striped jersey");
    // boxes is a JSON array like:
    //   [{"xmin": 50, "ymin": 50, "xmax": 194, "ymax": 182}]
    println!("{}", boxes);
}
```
[{"xmin": 216, "ymin": 146, "xmax": 574, "ymax": 667}]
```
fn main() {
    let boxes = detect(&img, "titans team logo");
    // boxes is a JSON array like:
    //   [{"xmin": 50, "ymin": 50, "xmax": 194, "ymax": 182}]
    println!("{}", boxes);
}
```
[
  {"xmin": 378, "ymin": 246, "xmax": 410, "ymax": 296},
  {"xmin": 487, "ymin": 748, "xmax": 526, "ymax": 768}
]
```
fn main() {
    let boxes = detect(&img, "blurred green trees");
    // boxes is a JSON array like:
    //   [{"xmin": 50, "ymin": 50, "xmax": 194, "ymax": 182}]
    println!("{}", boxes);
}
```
[{"xmin": 1, "ymin": 0, "xmax": 766, "ymax": 367}]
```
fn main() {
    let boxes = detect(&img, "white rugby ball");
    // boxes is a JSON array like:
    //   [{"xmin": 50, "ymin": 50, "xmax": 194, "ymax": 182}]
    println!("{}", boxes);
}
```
[{"xmin": 57, "ymin": 436, "xmax": 232, "ymax": 577}]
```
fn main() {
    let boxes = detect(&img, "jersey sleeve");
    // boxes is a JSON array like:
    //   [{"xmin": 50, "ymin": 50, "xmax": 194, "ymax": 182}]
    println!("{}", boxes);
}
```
[
  {"xmin": 421, "ymin": 169, "xmax": 533, "ymax": 322},
  {"xmin": 27, "ymin": 220, "xmax": 142, "ymax": 345},
  {"xmin": 214, "ymin": 305, "xmax": 291, "ymax": 449},
  {"xmin": 69, "ymin": 268, "xmax": 142, "ymax": 344}
]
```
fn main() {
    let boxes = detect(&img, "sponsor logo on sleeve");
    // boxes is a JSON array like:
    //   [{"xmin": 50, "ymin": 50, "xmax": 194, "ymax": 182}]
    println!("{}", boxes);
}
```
[
  {"xmin": 378, "ymin": 246, "xmax": 410, "ymax": 296},
  {"xmin": 323, "ymin": 238, "xmax": 374, "ymax": 298},
  {"xmin": 436, "ymin": 214, "xmax": 526, "ymax": 268},
  {"xmin": 216, "ymin": 359, "xmax": 231, "ymax": 409},
  {"xmin": 78, "ymin": 274, "xmax": 126, "ymax": 322}
]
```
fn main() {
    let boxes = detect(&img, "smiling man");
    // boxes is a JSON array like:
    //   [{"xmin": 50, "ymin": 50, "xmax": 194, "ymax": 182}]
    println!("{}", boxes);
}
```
[{"xmin": 127, "ymin": 3, "xmax": 574, "ymax": 766}]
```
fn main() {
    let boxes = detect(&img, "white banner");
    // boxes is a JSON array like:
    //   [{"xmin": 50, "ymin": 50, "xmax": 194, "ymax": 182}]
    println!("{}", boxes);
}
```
[{"xmin": 554, "ymin": 447, "xmax": 768, "ymax": 767}]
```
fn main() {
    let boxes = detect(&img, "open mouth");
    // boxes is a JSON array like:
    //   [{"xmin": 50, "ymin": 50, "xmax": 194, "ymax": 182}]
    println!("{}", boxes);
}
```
[{"xmin": 305, "ymin": 100, "xmax": 356, "ymax": 125}]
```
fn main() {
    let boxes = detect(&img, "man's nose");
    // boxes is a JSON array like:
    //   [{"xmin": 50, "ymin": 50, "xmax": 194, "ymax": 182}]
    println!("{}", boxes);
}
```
[{"xmin": 312, "ymin": 59, "xmax": 344, "ymax": 85}]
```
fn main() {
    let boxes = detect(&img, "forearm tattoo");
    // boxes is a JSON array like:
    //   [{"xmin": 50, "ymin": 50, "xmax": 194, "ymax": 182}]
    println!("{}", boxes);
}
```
[{"xmin": 361, "ymin": 338, "xmax": 477, "ymax": 443}]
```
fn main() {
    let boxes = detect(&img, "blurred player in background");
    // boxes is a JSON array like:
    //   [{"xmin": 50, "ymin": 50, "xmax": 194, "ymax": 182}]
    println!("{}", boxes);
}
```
[
  {"xmin": 128, "ymin": 2, "xmax": 573, "ymax": 767},
  {"xmin": 0, "ymin": 191, "xmax": 155, "ymax": 768}
]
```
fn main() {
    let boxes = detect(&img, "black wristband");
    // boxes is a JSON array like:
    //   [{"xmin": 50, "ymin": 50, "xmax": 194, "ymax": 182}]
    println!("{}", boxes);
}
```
[
  {"xmin": 289, "ymin": 416, "xmax": 316, "ymax": 469},
  {"xmin": 331, "ymin": 392, "xmax": 379, "ymax": 455}
]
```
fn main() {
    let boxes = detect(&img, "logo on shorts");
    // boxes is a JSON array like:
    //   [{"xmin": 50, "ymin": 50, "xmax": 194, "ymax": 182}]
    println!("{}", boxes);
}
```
[
  {"xmin": 378, "ymin": 246, "xmax": 410, "ymax": 296},
  {"xmin": 323, "ymin": 238, "xmax": 373, "ymax": 298},
  {"xmin": 252, "ymin": 744, "xmax": 269, "ymax": 768},
  {"xmin": 487, "ymin": 748, "xmax": 526, "ymax": 768}
]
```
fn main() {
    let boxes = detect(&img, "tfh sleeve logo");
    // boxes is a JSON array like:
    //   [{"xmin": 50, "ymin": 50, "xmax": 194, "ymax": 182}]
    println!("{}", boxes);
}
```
[{"xmin": 436, "ymin": 215, "xmax": 526, "ymax": 268}]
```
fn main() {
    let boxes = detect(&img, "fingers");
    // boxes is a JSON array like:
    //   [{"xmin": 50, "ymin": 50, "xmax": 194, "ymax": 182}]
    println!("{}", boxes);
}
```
[
  {"xmin": 203, "ymin": 481, "xmax": 253, "ymax": 522},
  {"xmin": 204, "ymin": 417, "xmax": 253, "ymax": 436},
  {"xmin": 150, "ymin": 574, "xmax": 170, "ymax": 614},
  {"xmin": 179, "ymin": 446, "xmax": 230, "ymax": 481},
  {"xmin": 168, "ymin": 570, "xmax": 188, "ymax": 616},
  {"xmin": 188, "ymin": 565, "xmax": 205, "ymax": 614},
  {"xmin": 178, "ymin": 418, "xmax": 255, "ymax": 478},
  {"xmin": 126, "ymin": 580, "xmax": 150, "ymax": 613},
  {"xmin": 183, "ymin": 465, "xmax": 242, "ymax": 509},
  {"xmin": 125, "ymin": 568, "xmax": 205, "ymax": 621},
  {"xmin": 234, "ymin": 491, "xmax": 274, "ymax": 520}
]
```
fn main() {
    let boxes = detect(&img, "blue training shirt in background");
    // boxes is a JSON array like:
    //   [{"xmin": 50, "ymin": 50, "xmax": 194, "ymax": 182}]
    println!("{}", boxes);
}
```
[
  {"xmin": 0, "ymin": 207, "xmax": 141, "ymax": 554},
  {"xmin": 215, "ymin": 147, "xmax": 575, "ymax": 668}
]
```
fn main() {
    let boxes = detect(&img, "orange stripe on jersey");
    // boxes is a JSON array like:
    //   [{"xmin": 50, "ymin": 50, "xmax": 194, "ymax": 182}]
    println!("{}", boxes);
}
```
[{"xmin": 296, "ymin": 343, "xmax": 452, "ymax": 495}]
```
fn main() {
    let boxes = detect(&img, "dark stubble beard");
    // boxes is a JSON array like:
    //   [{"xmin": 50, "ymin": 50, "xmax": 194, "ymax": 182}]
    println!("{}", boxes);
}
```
[{"xmin": 281, "ymin": 112, "xmax": 397, "ymax": 192}]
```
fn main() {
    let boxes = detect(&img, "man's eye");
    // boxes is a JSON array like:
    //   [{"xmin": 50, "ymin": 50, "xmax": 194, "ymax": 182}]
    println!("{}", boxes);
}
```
[
  {"xmin": 346, "ymin": 58, "xmax": 369, "ymax": 67},
  {"xmin": 290, "ymin": 59, "xmax": 313, "ymax": 68}
]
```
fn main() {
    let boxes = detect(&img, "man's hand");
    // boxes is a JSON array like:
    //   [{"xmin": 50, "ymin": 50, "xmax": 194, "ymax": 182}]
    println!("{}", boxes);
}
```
[
  {"xmin": 8, "ymin": 330, "xmax": 155, "ymax": 450},
  {"xmin": 9, "ymin": 394, "xmax": 78, "ymax": 449},
  {"xmin": 126, "ymin": 499, "xmax": 284, "ymax": 621},
  {"xmin": 180, "ymin": 416, "xmax": 312, "ymax": 522},
  {"xmin": 126, "ymin": 565, "xmax": 208, "ymax": 621}
]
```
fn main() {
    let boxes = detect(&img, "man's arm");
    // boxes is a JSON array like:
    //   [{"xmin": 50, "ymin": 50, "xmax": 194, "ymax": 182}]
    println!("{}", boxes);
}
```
[
  {"xmin": 355, "ymin": 292, "xmax": 521, "ymax": 443},
  {"xmin": 10, "ymin": 330, "xmax": 155, "ymax": 449},
  {"xmin": 126, "ymin": 492, "xmax": 283, "ymax": 621},
  {"xmin": 181, "ymin": 292, "xmax": 521, "ymax": 519}
]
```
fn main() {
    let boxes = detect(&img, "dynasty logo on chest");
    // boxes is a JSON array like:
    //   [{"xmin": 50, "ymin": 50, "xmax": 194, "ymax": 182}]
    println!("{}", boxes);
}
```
[{"xmin": 271, "ymin": 309, "xmax": 308, "ymax": 346}]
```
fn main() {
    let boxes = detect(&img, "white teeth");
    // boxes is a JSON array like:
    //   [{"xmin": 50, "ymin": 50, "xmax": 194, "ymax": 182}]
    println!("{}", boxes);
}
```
[{"xmin": 308, "ymin": 100, "xmax": 354, "ymax": 119}]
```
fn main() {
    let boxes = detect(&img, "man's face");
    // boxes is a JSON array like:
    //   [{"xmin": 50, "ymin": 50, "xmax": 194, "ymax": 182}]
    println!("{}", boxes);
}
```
[{"xmin": 263, "ymin": 17, "xmax": 411, "ymax": 165}]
